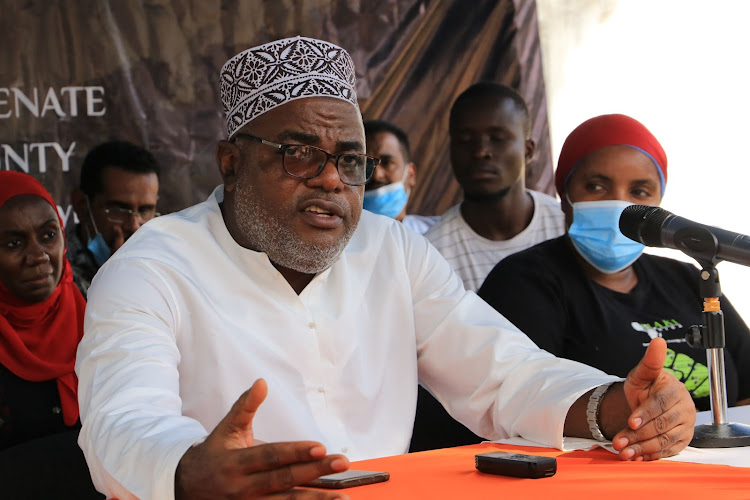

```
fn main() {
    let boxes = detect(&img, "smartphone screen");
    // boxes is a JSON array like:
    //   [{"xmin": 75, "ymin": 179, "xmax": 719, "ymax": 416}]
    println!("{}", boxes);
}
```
[{"xmin": 304, "ymin": 470, "xmax": 390, "ymax": 489}]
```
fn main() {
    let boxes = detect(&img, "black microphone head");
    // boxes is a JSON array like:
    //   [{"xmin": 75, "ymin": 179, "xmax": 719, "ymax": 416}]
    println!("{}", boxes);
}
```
[{"xmin": 619, "ymin": 205, "xmax": 672, "ymax": 246}]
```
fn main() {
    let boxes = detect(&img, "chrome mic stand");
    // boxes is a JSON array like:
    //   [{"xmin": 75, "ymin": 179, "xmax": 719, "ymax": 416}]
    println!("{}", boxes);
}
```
[{"xmin": 680, "ymin": 226, "xmax": 750, "ymax": 447}]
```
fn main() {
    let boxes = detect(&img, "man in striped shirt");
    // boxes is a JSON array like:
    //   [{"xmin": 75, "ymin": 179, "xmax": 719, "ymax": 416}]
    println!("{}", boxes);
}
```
[
  {"xmin": 414, "ymin": 82, "xmax": 565, "ymax": 452},
  {"xmin": 425, "ymin": 82, "xmax": 564, "ymax": 293}
]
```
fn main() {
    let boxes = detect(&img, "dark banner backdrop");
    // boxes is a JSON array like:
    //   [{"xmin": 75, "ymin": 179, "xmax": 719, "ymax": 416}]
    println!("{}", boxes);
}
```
[{"xmin": 1, "ymin": 0, "xmax": 552, "ymax": 226}]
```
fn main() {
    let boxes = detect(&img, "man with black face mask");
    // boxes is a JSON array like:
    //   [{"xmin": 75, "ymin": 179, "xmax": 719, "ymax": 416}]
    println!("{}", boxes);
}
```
[
  {"xmin": 425, "ymin": 83, "xmax": 564, "ymax": 292},
  {"xmin": 68, "ymin": 140, "xmax": 160, "ymax": 298}
]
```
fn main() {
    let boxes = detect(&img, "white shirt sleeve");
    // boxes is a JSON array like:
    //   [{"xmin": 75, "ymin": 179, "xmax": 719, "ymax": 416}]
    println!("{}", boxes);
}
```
[
  {"xmin": 76, "ymin": 259, "xmax": 208, "ymax": 500},
  {"xmin": 404, "ymin": 227, "xmax": 619, "ymax": 447},
  {"xmin": 76, "ymin": 209, "xmax": 619, "ymax": 499}
]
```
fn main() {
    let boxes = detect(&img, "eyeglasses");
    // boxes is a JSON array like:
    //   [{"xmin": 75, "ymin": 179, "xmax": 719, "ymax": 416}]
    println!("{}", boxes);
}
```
[
  {"xmin": 103, "ymin": 206, "xmax": 159, "ymax": 224},
  {"xmin": 374, "ymin": 157, "xmax": 407, "ymax": 174},
  {"xmin": 233, "ymin": 133, "xmax": 379, "ymax": 186}
]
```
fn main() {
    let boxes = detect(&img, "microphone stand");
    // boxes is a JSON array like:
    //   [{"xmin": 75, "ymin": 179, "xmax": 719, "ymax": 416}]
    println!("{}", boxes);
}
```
[{"xmin": 678, "ymin": 226, "xmax": 750, "ymax": 447}]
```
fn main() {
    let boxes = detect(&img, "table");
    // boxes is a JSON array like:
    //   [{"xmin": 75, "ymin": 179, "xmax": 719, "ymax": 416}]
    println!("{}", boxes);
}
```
[{"xmin": 344, "ymin": 441, "xmax": 750, "ymax": 499}]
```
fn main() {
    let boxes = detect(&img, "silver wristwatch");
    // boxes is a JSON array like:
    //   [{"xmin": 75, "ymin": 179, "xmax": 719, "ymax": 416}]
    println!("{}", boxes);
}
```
[{"xmin": 586, "ymin": 382, "xmax": 614, "ymax": 441}]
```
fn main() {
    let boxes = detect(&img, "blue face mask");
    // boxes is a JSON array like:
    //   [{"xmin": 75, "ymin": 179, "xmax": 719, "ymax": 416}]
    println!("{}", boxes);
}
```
[
  {"xmin": 83, "ymin": 195, "xmax": 111, "ymax": 266},
  {"xmin": 363, "ymin": 169, "xmax": 410, "ymax": 219},
  {"xmin": 568, "ymin": 200, "xmax": 645, "ymax": 274},
  {"xmin": 87, "ymin": 232, "xmax": 111, "ymax": 267}
]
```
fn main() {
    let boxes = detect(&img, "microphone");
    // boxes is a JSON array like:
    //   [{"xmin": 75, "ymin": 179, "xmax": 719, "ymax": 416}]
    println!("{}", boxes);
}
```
[{"xmin": 619, "ymin": 205, "xmax": 750, "ymax": 267}]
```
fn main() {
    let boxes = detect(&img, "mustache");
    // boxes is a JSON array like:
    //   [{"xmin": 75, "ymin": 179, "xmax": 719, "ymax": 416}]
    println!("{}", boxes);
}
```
[{"xmin": 296, "ymin": 192, "xmax": 357, "ymax": 211}]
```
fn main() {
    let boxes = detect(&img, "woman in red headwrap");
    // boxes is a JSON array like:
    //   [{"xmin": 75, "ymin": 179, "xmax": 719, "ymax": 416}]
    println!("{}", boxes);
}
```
[
  {"xmin": 478, "ymin": 114, "xmax": 750, "ymax": 411},
  {"xmin": 0, "ymin": 171, "xmax": 103, "ymax": 498},
  {"xmin": 0, "ymin": 171, "xmax": 85, "ymax": 448}
]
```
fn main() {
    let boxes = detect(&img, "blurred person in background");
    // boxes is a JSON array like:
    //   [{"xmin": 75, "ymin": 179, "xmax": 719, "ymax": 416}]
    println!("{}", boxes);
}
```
[
  {"xmin": 364, "ymin": 120, "xmax": 438, "ymax": 234},
  {"xmin": 68, "ymin": 140, "xmax": 160, "ymax": 298},
  {"xmin": 425, "ymin": 82, "xmax": 564, "ymax": 292}
]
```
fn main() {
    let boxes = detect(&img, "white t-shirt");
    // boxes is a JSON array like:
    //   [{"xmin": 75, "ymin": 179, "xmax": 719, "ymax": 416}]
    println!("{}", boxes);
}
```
[
  {"xmin": 402, "ymin": 214, "xmax": 439, "ymax": 235},
  {"xmin": 76, "ymin": 186, "xmax": 615, "ymax": 500},
  {"xmin": 425, "ymin": 190, "xmax": 565, "ymax": 292}
]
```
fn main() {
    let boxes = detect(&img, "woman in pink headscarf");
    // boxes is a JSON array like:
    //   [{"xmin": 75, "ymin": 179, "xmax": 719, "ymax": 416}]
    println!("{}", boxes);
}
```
[{"xmin": 478, "ymin": 114, "xmax": 750, "ymax": 411}]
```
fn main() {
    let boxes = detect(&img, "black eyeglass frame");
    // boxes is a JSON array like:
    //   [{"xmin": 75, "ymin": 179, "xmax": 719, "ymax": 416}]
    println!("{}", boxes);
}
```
[{"xmin": 232, "ymin": 133, "xmax": 379, "ymax": 186}]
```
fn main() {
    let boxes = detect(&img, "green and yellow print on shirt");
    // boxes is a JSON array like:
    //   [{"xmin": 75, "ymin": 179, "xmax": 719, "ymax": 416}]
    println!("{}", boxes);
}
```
[
  {"xmin": 664, "ymin": 348, "xmax": 710, "ymax": 399},
  {"xmin": 631, "ymin": 319, "xmax": 710, "ymax": 399}
]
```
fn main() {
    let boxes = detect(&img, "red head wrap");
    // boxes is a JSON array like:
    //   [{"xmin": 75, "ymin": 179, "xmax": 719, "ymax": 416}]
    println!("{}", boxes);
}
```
[
  {"xmin": 555, "ymin": 114, "xmax": 668, "ymax": 198},
  {"xmin": 0, "ymin": 171, "xmax": 85, "ymax": 427}
]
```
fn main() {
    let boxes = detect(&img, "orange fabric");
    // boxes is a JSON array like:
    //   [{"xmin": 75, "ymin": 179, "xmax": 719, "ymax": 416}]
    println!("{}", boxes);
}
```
[{"xmin": 342, "ymin": 443, "xmax": 750, "ymax": 499}]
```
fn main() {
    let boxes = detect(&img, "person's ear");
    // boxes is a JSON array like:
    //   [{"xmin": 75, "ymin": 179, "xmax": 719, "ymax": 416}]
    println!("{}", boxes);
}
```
[
  {"xmin": 70, "ymin": 188, "xmax": 91, "ymax": 221},
  {"xmin": 217, "ymin": 140, "xmax": 241, "ymax": 192},
  {"xmin": 561, "ymin": 192, "xmax": 574, "ymax": 229},
  {"xmin": 71, "ymin": 188, "xmax": 96, "ymax": 235},
  {"xmin": 524, "ymin": 139, "xmax": 536, "ymax": 163},
  {"xmin": 405, "ymin": 162, "xmax": 417, "ymax": 190}
]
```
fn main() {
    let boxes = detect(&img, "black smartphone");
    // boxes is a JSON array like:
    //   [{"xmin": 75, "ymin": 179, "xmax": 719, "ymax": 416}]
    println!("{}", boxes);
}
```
[
  {"xmin": 475, "ymin": 451, "xmax": 557, "ymax": 479},
  {"xmin": 304, "ymin": 470, "xmax": 390, "ymax": 489}
]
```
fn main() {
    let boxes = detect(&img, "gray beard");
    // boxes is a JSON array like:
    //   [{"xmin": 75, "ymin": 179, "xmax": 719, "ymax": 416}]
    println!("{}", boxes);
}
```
[{"xmin": 233, "ymin": 183, "xmax": 357, "ymax": 275}]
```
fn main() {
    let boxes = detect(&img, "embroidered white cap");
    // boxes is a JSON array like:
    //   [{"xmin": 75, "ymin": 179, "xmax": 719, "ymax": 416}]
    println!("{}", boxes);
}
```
[{"xmin": 220, "ymin": 36, "xmax": 359, "ymax": 139}]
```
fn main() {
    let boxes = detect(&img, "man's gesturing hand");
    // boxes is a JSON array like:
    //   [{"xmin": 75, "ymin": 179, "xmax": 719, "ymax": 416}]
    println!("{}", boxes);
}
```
[
  {"xmin": 175, "ymin": 379, "xmax": 350, "ymax": 499},
  {"xmin": 612, "ymin": 337, "xmax": 696, "ymax": 461}
]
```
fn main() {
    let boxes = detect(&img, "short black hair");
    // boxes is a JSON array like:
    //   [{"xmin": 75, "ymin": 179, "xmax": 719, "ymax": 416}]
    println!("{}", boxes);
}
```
[
  {"xmin": 364, "ymin": 120, "xmax": 411, "ymax": 163},
  {"xmin": 80, "ymin": 140, "xmax": 160, "ymax": 198},
  {"xmin": 449, "ymin": 82, "xmax": 531, "ymax": 137}
]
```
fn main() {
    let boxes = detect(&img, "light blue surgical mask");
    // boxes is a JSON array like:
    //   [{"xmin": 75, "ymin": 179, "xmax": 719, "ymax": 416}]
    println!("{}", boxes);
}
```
[
  {"xmin": 363, "ymin": 168, "xmax": 410, "ymax": 219},
  {"xmin": 84, "ymin": 196, "xmax": 111, "ymax": 266},
  {"xmin": 567, "ymin": 199, "xmax": 644, "ymax": 274},
  {"xmin": 87, "ymin": 233, "xmax": 111, "ymax": 266}
]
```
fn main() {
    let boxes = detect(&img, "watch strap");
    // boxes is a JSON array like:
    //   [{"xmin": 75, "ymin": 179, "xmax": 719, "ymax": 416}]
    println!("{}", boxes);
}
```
[{"xmin": 586, "ymin": 382, "xmax": 614, "ymax": 441}]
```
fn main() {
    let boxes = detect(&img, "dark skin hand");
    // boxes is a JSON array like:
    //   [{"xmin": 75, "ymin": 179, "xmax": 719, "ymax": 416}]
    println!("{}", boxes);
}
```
[
  {"xmin": 175, "ymin": 379, "xmax": 351, "ymax": 499},
  {"xmin": 565, "ymin": 338, "xmax": 696, "ymax": 461}
]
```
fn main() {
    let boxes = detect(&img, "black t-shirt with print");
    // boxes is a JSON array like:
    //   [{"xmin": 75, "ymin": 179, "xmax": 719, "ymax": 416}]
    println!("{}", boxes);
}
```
[{"xmin": 478, "ymin": 235, "xmax": 750, "ymax": 411}]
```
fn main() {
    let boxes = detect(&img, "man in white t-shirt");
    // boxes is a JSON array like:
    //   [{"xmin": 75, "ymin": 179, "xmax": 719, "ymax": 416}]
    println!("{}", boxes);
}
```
[
  {"xmin": 75, "ymin": 37, "xmax": 695, "ymax": 500},
  {"xmin": 425, "ymin": 83, "xmax": 564, "ymax": 292},
  {"xmin": 416, "ymin": 82, "xmax": 566, "ymax": 452},
  {"xmin": 363, "ymin": 120, "xmax": 438, "ymax": 234}
]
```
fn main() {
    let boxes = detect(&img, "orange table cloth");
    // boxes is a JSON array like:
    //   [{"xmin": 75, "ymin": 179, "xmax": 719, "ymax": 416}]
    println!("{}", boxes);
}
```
[{"xmin": 343, "ymin": 442, "xmax": 750, "ymax": 499}]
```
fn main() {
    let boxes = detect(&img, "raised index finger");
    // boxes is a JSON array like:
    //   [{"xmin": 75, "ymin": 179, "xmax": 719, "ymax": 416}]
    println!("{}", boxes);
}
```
[{"xmin": 219, "ymin": 379, "xmax": 268, "ymax": 438}]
